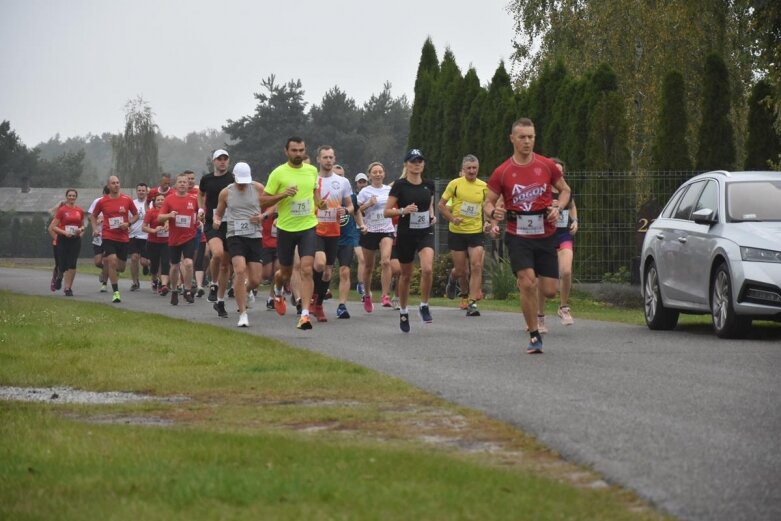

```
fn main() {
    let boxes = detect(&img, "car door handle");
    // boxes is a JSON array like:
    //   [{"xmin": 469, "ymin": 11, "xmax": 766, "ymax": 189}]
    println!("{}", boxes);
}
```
[{"xmin": 677, "ymin": 237, "xmax": 687, "ymax": 243}]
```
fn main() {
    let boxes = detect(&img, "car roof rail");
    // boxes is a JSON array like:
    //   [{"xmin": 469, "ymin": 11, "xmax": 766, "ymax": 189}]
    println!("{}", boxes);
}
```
[{"xmin": 705, "ymin": 170, "xmax": 732, "ymax": 177}]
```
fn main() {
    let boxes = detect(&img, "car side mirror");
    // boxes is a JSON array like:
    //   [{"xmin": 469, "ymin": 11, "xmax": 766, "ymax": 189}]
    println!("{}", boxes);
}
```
[{"xmin": 692, "ymin": 208, "xmax": 717, "ymax": 225}]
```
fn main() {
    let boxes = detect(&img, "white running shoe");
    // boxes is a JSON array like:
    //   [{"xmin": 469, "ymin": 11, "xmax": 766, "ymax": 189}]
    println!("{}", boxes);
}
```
[
  {"xmin": 237, "ymin": 312, "xmax": 249, "ymax": 327},
  {"xmin": 558, "ymin": 306, "xmax": 574, "ymax": 326}
]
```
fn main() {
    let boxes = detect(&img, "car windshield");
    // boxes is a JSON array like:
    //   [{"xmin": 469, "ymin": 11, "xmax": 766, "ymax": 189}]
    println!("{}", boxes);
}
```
[{"xmin": 727, "ymin": 180, "xmax": 781, "ymax": 221}]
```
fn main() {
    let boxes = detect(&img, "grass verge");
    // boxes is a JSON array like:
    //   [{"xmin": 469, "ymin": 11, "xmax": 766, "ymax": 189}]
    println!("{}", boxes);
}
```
[{"xmin": 0, "ymin": 292, "xmax": 668, "ymax": 520}]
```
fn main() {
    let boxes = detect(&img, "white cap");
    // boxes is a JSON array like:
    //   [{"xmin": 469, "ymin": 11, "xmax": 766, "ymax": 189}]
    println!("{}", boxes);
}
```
[
  {"xmin": 233, "ymin": 162, "xmax": 252, "ymax": 184},
  {"xmin": 212, "ymin": 149, "xmax": 230, "ymax": 160},
  {"xmin": 354, "ymin": 173, "xmax": 368, "ymax": 182}
]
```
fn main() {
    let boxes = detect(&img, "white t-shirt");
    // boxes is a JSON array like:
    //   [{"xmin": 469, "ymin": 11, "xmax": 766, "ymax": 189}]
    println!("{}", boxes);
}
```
[
  {"xmin": 129, "ymin": 198, "xmax": 148, "ymax": 239},
  {"xmin": 357, "ymin": 184, "xmax": 395, "ymax": 233}
]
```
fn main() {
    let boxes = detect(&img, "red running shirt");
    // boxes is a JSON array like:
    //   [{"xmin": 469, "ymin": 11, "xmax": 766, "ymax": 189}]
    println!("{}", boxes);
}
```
[
  {"xmin": 160, "ymin": 193, "xmax": 199, "ymax": 246},
  {"xmin": 92, "ymin": 194, "xmax": 138, "ymax": 243}
]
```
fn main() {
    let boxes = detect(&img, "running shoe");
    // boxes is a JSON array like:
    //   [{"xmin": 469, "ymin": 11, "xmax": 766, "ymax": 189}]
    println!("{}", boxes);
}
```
[
  {"xmin": 100, "ymin": 283, "xmax": 108, "ymax": 293},
  {"xmin": 336, "ymin": 303, "xmax": 350, "ymax": 319},
  {"xmin": 274, "ymin": 294, "xmax": 287, "ymax": 316},
  {"xmin": 237, "ymin": 312, "xmax": 249, "ymax": 327},
  {"xmin": 526, "ymin": 335, "xmax": 543, "ymax": 354},
  {"xmin": 418, "ymin": 305, "xmax": 433, "ymax": 324},
  {"xmin": 466, "ymin": 301, "xmax": 481, "ymax": 317},
  {"xmin": 50, "ymin": 273, "xmax": 57, "ymax": 292},
  {"xmin": 558, "ymin": 306, "xmax": 574, "ymax": 326},
  {"xmin": 459, "ymin": 294, "xmax": 469, "ymax": 310},
  {"xmin": 152, "ymin": 279, "xmax": 160, "ymax": 291},
  {"xmin": 214, "ymin": 301, "xmax": 228, "ymax": 318},
  {"xmin": 227, "ymin": 287, "xmax": 235, "ymax": 298},
  {"xmin": 55, "ymin": 276, "xmax": 63, "ymax": 291},
  {"xmin": 207, "ymin": 284, "xmax": 218, "ymax": 302},
  {"xmin": 130, "ymin": 282, "xmax": 140, "ymax": 292},
  {"xmin": 184, "ymin": 290, "xmax": 194, "ymax": 304},
  {"xmin": 296, "ymin": 315, "xmax": 312, "ymax": 330},
  {"xmin": 399, "ymin": 312, "xmax": 410, "ymax": 333},
  {"xmin": 313, "ymin": 303, "xmax": 327, "ymax": 322},
  {"xmin": 445, "ymin": 274, "xmax": 457, "ymax": 299},
  {"xmin": 160, "ymin": 285, "xmax": 170, "ymax": 296},
  {"xmin": 170, "ymin": 291, "xmax": 179, "ymax": 306},
  {"xmin": 64, "ymin": 289, "xmax": 73, "ymax": 297},
  {"xmin": 196, "ymin": 286, "xmax": 205, "ymax": 298},
  {"xmin": 391, "ymin": 296, "xmax": 400, "ymax": 310},
  {"xmin": 363, "ymin": 294, "xmax": 374, "ymax": 313},
  {"xmin": 538, "ymin": 315, "xmax": 548, "ymax": 334},
  {"xmin": 112, "ymin": 291, "xmax": 121, "ymax": 303},
  {"xmin": 381, "ymin": 294, "xmax": 392, "ymax": 307},
  {"xmin": 356, "ymin": 282, "xmax": 365, "ymax": 297},
  {"xmin": 266, "ymin": 297, "xmax": 275, "ymax": 310}
]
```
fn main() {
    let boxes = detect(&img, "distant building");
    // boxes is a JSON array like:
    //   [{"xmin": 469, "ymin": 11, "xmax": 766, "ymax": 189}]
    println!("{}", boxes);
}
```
[{"xmin": 0, "ymin": 187, "xmax": 134, "ymax": 218}]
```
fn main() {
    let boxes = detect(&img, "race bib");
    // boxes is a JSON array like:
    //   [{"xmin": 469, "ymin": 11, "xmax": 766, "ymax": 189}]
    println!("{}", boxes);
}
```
[
  {"xmin": 271, "ymin": 223, "xmax": 277, "ymax": 238},
  {"xmin": 175, "ymin": 214, "xmax": 192, "ymax": 228},
  {"xmin": 64, "ymin": 225, "xmax": 79, "ymax": 236},
  {"xmin": 108, "ymin": 217, "xmax": 123, "ymax": 230},
  {"xmin": 156, "ymin": 228, "xmax": 169, "ymax": 238},
  {"xmin": 516, "ymin": 214, "xmax": 544, "ymax": 235},
  {"xmin": 369, "ymin": 210, "xmax": 385, "ymax": 224},
  {"xmin": 409, "ymin": 211, "xmax": 430, "ymax": 230},
  {"xmin": 460, "ymin": 202, "xmax": 479, "ymax": 218},
  {"xmin": 233, "ymin": 219, "xmax": 257, "ymax": 236},
  {"xmin": 290, "ymin": 199, "xmax": 312, "ymax": 217},
  {"xmin": 92, "ymin": 235, "xmax": 102, "ymax": 246},
  {"xmin": 317, "ymin": 208, "xmax": 337, "ymax": 223},
  {"xmin": 556, "ymin": 209, "xmax": 570, "ymax": 228}
]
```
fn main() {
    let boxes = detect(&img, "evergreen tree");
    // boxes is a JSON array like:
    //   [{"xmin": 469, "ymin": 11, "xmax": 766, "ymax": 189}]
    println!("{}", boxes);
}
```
[
  {"xmin": 480, "ymin": 62, "xmax": 515, "ymax": 170},
  {"xmin": 585, "ymin": 64, "xmax": 631, "ymax": 171},
  {"xmin": 459, "ymin": 68, "xmax": 483, "ymax": 159},
  {"xmin": 309, "ymin": 86, "xmax": 364, "ymax": 173},
  {"xmin": 407, "ymin": 38, "xmax": 439, "ymax": 151},
  {"xmin": 462, "ymin": 90, "xmax": 487, "ymax": 169},
  {"xmin": 359, "ymin": 82, "xmax": 411, "ymax": 180},
  {"xmin": 745, "ymin": 79, "xmax": 781, "ymax": 169},
  {"xmin": 112, "ymin": 96, "xmax": 160, "ymax": 187},
  {"xmin": 696, "ymin": 53, "xmax": 736, "ymax": 170},
  {"xmin": 651, "ymin": 70, "xmax": 692, "ymax": 171},
  {"xmin": 435, "ymin": 49, "xmax": 464, "ymax": 178},
  {"xmin": 527, "ymin": 60, "xmax": 568, "ymax": 155}
]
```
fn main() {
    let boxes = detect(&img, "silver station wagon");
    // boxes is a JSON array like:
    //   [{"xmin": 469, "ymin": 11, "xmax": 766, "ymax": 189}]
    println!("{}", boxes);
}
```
[{"xmin": 640, "ymin": 170, "xmax": 781, "ymax": 338}]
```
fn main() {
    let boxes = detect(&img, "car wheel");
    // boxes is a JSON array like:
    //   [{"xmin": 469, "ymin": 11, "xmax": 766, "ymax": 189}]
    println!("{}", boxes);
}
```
[
  {"xmin": 643, "ymin": 260, "xmax": 679, "ymax": 330},
  {"xmin": 711, "ymin": 263, "xmax": 751, "ymax": 339}
]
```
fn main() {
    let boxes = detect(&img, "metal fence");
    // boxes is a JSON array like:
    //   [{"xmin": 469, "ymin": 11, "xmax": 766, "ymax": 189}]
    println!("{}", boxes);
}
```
[{"xmin": 434, "ymin": 170, "xmax": 699, "ymax": 283}]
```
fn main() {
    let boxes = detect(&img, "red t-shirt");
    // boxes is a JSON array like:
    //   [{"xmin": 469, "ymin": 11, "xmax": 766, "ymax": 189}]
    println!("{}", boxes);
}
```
[
  {"xmin": 92, "ymin": 194, "xmax": 138, "ymax": 243},
  {"xmin": 486, "ymin": 154, "xmax": 561, "ymax": 238},
  {"xmin": 147, "ymin": 186, "xmax": 172, "ymax": 207},
  {"xmin": 160, "ymin": 193, "xmax": 199, "ymax": 246},
  {"xmin": 55, "ymin": 205, "xmax": 85, "ymax": 232},
  {"xmin": 261, "ymin": 213, "xmax": 277, "ymax": 249},
  {"xmin": 144, "ymin": 208, "xmax": 169, "ymax": 244}
]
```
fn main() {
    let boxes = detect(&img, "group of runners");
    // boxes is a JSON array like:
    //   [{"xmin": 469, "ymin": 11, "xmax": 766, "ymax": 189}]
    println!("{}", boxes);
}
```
[{"xmin": 47, "ymin": 117, "xmax": 579, "ymax": 353}]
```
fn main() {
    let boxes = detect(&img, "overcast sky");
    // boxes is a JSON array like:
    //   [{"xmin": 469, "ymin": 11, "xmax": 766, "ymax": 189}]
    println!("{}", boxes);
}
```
[{"xmin": 0, "ymin": 0, "xmax": 516, "ymax": 147}]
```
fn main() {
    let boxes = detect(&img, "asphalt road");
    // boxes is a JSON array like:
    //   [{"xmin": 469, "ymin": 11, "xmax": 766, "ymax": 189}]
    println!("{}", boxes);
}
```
[{"xmin": 1, "ymin": 267, "xmax": 779, "ymax": 521}]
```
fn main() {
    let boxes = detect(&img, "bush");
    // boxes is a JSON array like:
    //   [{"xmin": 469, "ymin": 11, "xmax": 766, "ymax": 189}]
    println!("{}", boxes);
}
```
[{"xmin": 485, "ymin": 256, "xmax": 517, "ymax": 300}]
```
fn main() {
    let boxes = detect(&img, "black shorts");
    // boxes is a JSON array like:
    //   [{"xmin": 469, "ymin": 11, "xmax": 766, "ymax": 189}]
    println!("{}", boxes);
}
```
[
  {"xmin": 205, "ymin": 223, "xmax": 227, "ymax": 246},
  {"xmin": 101, "ymin": 239, "xmax": 129, "ymax": 262},
  {"xmin": 504, "ymin": 233, "xmax": 559, "ymax": 278},
  {"xmin": 260, "ymin": 246, "xmax": 278, "ymax": 265},
  {"xmin": 395, "ymin": 232, "xmax": 435, "ymax": 264},
  {"xmin": 448, "ymin": 231, "xmax": 485, "ymax": 252},
  {"xmin": 92, "ymin": 244, "xmax": 103, "ymax": 256},
  {"xmin": 277, "ymin": 227, "xmax": 316, "ymax": 266},
  {"xmin": 336, "ymin": 243, "xmax": 354, "ymax": 268},
  {"xmin": 315, "ymin": 235, "xmax": 340, "ymax": 265},
  {"xmin": 169, "ymin": 240, "xmax": 196, "ymax": 264},
  {"xmin": 57, "ymin": 236, "xmax": 81, "ymax": 271},
  {"xmin": 128, "ymin": 237, "xmax": 147, "ymax": 256},
  {"xmin": 359, "ymin": 231, "xmax": 394, "ymax": 251},
  {"xmin": 227, "ymin": 235, "xmax": 263, "ymax": 263}
]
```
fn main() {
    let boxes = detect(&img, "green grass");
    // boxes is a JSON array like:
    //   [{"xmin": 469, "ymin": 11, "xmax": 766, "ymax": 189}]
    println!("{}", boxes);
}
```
[{"xmin": 0, "ymin": 292, "xmax": 668, "ymax": 520}]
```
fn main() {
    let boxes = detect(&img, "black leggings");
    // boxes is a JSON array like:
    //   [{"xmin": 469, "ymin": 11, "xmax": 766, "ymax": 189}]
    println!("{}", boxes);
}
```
[
  {"xmin": 193, "ymin": 240, "xmax": 207, "ymax": 271},
  {"xmin": 57, "ymin": 237, "xmax": 81, "ymax": 271},
  {"xmin": 146, "ymin": 242, "xmax": 170, "ymax": 278}
]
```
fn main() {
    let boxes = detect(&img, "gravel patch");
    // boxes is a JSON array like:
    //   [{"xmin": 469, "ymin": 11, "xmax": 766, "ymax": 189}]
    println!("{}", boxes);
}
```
[{"xmin": 0, "ymin": 386, "xmax": 188, "ymax": 405}]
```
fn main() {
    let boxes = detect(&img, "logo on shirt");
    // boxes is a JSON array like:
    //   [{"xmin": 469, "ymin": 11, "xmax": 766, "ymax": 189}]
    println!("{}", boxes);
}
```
[
  {"xmin": 187, "ymin": 202, "xmax": 194, "ymax": 210},
  {"xmin": 511, "ymin": 183, "xmax": 547, "ymax": 211},
  {"xmin": 119, "ymin": 206, "xmax": 126, "ymax": 213}
]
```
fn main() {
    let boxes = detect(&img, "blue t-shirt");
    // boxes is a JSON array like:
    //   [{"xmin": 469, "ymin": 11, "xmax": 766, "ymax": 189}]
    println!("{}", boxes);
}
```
[{"xmin": 338, "ymin": 193, "xmax": 360, "ymax": 247}]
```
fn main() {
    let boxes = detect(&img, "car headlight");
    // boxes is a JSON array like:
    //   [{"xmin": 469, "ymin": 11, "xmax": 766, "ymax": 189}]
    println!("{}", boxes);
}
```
[{"xmin": 740, "ymin": 246, "xmax": 781, "ymax": 263}]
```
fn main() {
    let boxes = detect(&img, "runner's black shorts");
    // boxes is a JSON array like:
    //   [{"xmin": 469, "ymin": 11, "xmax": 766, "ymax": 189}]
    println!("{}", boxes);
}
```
[
  {"xmin": 395, "ymin": 232, "xmax": 435, "ymax": 264},
  {"xmin": 226, "ymin": 235, "xmax": 263, "ymax": 263},
  {"xmin": 205, "ymin": 222, "xmax": 227, "ymax": 247},
  {"xmin": 315, "ymin": 235, "xmax": 339, "ymax": 265},
  {"xmin": 128, "ymin": 237, "xmax": 147, "ymax": 256},
  {"xmin": 504, "ymin": 233, "xmax": 559, "ymax": 278},
  {"xmin": 359, "ymin": 231, "xmax": 394, "ymax": 251},
  {"xmin": 101, "ymin": 239, "xmax": 129, "ymax": 262},
  {"xmin": 276, "ymin": 227, "xmax": 316, "ymax": 266},
  {"xmin": 448, "ymin": 231, "xmax": 484, "ymax": 252},
  {"xmin": 260, "ymin": 246, "xmax": 278, "ymax": 265},
  {"xmin": 336, "ymin": 243, "xmax": 354, "ymax": 268},
  {"xmin": 169, "ymin": 240, "xmax": 196, "ymax": 264}
]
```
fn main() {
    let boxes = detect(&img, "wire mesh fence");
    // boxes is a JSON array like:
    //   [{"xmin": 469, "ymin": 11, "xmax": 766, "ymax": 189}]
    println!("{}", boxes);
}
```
[{"xmin": 434, "ymin": 170, "xmax": 701, "ymax": 283}]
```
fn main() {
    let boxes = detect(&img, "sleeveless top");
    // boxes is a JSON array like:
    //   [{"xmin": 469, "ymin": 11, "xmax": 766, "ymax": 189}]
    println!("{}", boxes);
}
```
[{"xmin": 226, "ymin": 183, "xmax": 261, "ymax": 239}]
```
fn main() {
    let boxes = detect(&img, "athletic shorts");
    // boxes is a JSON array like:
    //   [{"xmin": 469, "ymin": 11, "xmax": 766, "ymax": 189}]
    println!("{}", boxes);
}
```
[
  {"xmin": 336, "ymin": 243, "xmax": 354, "ymax": 268},
  {"xmin": 395, "ymin": 232, "xmax": 435, "ymax": 264},
  {"xmin": 227, "ymin": 235, "xmax": 263, "ymax": 263},
  {"xmin": 57, "ymin": 236, "xmax": 81, "ymax": 271},
  {"xmin": 93, "ymin": 244, "xmax": 103, "ymax": 256},
  {"xmin": 101, "ymin": 239, "xmax": 129, "ymax": 262},
  {"xmin": 277, "ymin": 227, "xmax": 316, "ymax": 267},
  {"xmin": 169, "ymin": 240, "xmax": 196, "ymax": 264},
  {"xmin": 504, "ymin": 233, "xmax": 559, "ymax": 279},
  {"xmin": 128, "ymin": 237, "xmax": 147, "ymax": 256},
  {"xmin": 556, "ymin": 229, "xmax": 574, "ymax": 251},
  {"xmin": 315, "ymin": 235, "xmax": 340, "ymax": 265},
  {"xmin": 260, "ymin": 246, "xmax": 278, "ymax": 265},
  {"xmin": 359, "ymin": 231, "xmax": 394, "ymax": 251},
  {"xmin": 448, "ymin": 231, "xmax": 485, "ymax": 252},
  {"xmin": 205, "ymin": 223, "xmax": 227, "ymax": 245}
]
